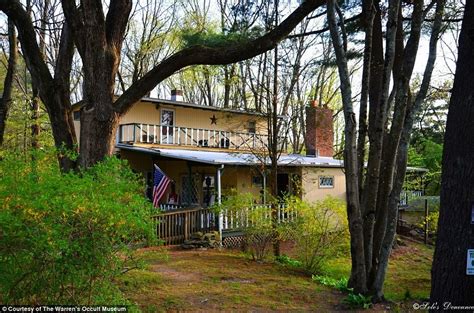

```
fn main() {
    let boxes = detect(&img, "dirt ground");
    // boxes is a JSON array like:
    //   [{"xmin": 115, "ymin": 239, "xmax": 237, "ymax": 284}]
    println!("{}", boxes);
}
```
[{"xmin": 117, "ymin": 240, "xmax": 432, "ymax": 312}]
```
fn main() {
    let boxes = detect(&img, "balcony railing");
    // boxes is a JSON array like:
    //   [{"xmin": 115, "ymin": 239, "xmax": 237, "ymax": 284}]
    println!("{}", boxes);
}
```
[{"xmin": 118, "ymin": 123, "xmax": 286, "ymax": 151}]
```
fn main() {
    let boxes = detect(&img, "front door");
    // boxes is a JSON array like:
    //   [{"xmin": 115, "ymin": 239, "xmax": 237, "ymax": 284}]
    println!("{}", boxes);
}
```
[
  {"xmin": 161, "ymin": 109, "xmax": 175, "ymax": 144},
  {"xmin": 277, "ymin": 173, "xmax": 290, "ymax": 199}
]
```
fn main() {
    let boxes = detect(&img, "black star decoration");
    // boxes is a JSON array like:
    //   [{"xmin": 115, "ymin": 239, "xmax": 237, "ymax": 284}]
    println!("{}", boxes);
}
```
[{"xmin": 210, "ymin": 114, "xmax": 218, "ymax": 125}]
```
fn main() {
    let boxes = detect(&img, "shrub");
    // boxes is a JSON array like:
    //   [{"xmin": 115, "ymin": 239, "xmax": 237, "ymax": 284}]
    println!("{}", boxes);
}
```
[
  {"xmin": 213, "ymin": 190, "xmax": 279, "ymax": 261},
  {"xmin": 244, "ymin": 204, "xmax": 276, "ymax": 261},
  {"xmin": 418, "ymin": 210, "xmax": 439, "ymax": 237},
  {"xmin": 284, "ymin": 196, "xmax": 349, "ymax": 274},
  {"xmin": 0, "ymin": 150, "xmax": 154, "ymax": 304}
]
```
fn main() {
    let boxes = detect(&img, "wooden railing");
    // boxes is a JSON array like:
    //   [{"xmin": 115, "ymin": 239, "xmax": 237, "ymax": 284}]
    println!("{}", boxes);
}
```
[
  {"xmin": 118, "ymin": 123, "xmax": 287, "ymax": 151},
  {"xmin": 152, "ymin": 204, "xmax": 296, "ymax": 245},
  {"xmin": 157, "ymin": 204, "xmax": 184, "ymax": 211},
  {"xmin": 222, "ymin": 204, "xmax": 296, "ymax": 231},
  {"xmin": 151, "ymin": 208, "xmax": 217, "ymax": 245}
]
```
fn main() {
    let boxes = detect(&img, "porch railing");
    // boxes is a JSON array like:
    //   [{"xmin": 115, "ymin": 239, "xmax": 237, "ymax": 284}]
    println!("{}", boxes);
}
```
[
  {"xmin": 151, "ymin": 208, "xmax": 217, "ymax": 245},
  {"xmin": 118, "ymin": 123, "xmax": 287, "ymax": 151},
  {"xmin": 157, "ymin": 204, "xmax": 184, "ymax": 211},
  {"xmin": 222, "ymin": 204, "xmax": 296, "ymax": 231},
  {"xmin": 399, "ymin": 190, "xmax": 424, "ymax": 206},
  {"xmin": 151, "ymin": 204, "xmax": 295, "ymax": 245}
]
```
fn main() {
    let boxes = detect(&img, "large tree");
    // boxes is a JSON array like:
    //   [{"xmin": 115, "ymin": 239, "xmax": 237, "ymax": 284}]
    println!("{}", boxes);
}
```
[
  {"xmin": 327, "ymin": 0, "xmax": 446, "ymax": 299},
  {"xmin": 430, "ymin": 1, "xmax": 474, "ymax": 306},
  {"xmin": 0, "ymin": 18, "xmax": 17, "ymax": 146},
  {"xmin": 0, "ymin": 0, "xmax": 325, "ymax": 170}
]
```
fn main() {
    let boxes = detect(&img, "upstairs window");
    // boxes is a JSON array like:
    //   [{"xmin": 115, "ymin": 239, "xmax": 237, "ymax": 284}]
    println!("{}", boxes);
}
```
[
  {"xmin": 73, "ymin": 111, "xmax": 81, "ymax": 121},
  {"xmin": 247, "ymin": 121, "xmax": 256, "ymax": 133},
  {"xmin": 319, "ymin": 176, "xmax": 334, "ymax": 189}
]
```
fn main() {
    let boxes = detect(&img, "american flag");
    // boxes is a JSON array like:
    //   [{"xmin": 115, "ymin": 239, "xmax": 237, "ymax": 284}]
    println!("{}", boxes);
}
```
[{"xmin": 153, "ymin": 164, "xmax": 171, "ymax": 207}]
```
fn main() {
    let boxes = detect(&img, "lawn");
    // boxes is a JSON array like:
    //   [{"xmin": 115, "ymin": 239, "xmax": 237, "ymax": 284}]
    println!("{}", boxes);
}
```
[{"xmin": 117, "ymin": 238, "xmax": 433, "ymax": 312}]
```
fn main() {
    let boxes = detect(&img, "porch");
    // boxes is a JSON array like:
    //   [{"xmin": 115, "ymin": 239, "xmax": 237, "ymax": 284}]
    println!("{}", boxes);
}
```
[
  {"xmin": 118, "ymin": 123, "xmax": 287, "ymax": 152},
  {"xmin": 151, "ymin": 204, "xmax": 296, "ymax": 245}
]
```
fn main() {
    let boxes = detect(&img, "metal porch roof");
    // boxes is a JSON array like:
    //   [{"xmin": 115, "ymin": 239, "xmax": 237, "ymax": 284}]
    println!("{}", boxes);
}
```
[
  {"xmin": 116, "ymin": 144, "xmax": 427, "ymax": 172},
  {"xmin": 116, "ymin": 144, "xmax": 344, "ymax": 167}
]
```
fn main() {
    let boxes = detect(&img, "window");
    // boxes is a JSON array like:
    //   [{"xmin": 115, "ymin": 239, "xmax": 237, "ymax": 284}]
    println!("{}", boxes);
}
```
[
  {"xmin": 319, "ymin": 176, "xmax": 334, "ymax": 189},
  {"xmin": 252, "ymin": 176, "xmax": 263, "ymax": 186},
  {"xmin": 73, "ymin": 111, "xmax": 80, "ymax": 121},
  {"xmin": 161, "ymin": 109, "xmax": 175, "ymax": 144},
  {"xmin": 247, "ymin": 121, "xmax": 256, "ymax": 133},
  {"xmin": 180, "ymin": 174, "xmax": 199, "ymax": 206}
]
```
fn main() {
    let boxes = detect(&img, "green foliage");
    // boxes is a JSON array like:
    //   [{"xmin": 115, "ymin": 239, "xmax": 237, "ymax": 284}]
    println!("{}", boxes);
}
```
[
  {"xmin": 276, "ymin": 255, "xmax": 302, "ymax": 268},
  {"xmin": 284, "ymin": 196, "xmax": 349, "ymax": 274},
  {"xmin": 243, "ymin": 204, "xmax": 276, "ymax": 261},
  {"xmin": 312, "ymin": 275, "xmax": 350, "ymax": 293},
  {"xmin": 417, "ymin": 210, "xmax": 439, "ymax": 236},
  {"xmin": 0, "ymin": 150, "xmax": 155, "ymax": 304},
  {"xmin": 213, "ymin": 190, "xmax": 277, "ymax": 261},
  {"xmin": 407, "ymin": 138, "xmax": 443, "ymax": 195},
  {"xmin": 181, "ymin": 27, "xmax": 263, "ymax": 49},
  {"xmin": 313, "ymin": 274, "xmax": 371, "ymax": 309},
  {"xmin": 343, "ymin": 292, "xmax": 372, "ymax": 309}
]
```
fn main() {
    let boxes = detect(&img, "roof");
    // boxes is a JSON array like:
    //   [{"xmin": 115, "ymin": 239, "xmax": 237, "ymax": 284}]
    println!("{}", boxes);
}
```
[
  {"xmin": 141, "ymin": 97, "xmax": 271, "ymax": 117},
  {"xmin": 116, "ymin": 144, "xmax": 428, "ymax": 172},
  {"xmin": 116, "ymin": 144, "xmax": 344, "ymax": 167},
  {"xmin": 72, "ymin": 96, "xmax": 285, "ymax": 118}
]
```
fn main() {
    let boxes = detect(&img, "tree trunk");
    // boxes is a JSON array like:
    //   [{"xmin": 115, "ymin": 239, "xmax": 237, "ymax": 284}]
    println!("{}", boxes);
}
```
[
  {"xmin": 30, "ymin": 0, "xmax": 49, "ymax": 150},
  {"xmin": 431, "ymin": 1, "xmax": 474, "ymax": 306},
  {"xmin": 361, "ymin": 0, "xmax": 400, "ymax": 281},
  {"xmin": 327, "ymin": 0, "xmax": 367, "ymax": 294},
  {"xmin": 0, "ymin": 18, "xmax": 17, "ymax": 146},
  {"xmin": 271, "ymin": 1, "xmax": 280, "ymax": 257},
  {"xmin": 78, "ymin": 106, "xmax": 120, "ymax": 168}
]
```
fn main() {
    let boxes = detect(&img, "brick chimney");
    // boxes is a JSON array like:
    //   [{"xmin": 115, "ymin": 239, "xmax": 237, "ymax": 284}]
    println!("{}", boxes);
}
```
[
  {"xmin": 305, "ymin": 101, "xmax": 334, "ymax": 157},
  {"xmin": 171, "ymin": 89, "xmax": 183, "ymax": 102}
]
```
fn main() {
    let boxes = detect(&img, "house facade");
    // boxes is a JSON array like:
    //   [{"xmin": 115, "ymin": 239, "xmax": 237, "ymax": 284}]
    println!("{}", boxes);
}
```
[{"xmin": 72, "ymin": 90, "xmax": 346, "ymax": 210}]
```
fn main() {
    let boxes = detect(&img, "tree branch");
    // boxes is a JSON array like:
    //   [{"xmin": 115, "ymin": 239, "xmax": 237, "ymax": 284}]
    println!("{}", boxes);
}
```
[
  {"xmin": 54, "ymin": 22, "xmax": 74, "ymax": 88},
  {"xmin": 105, "ymin": 0, "xmax": 132, "ymax": 49},
  {"xmin": 287, "ymin": 13, "xmax": 362, "ymax": 39},
  {"xmin": 0, "ymin": 0, "xmax": 55, "ymax": 102},
  {"xmin": 60, "ymin": 0, "xmax": 85, "ymax": 55},
  {"xmin": 114, "ymin": 0, "xmax": 326, "ymax": 114}
]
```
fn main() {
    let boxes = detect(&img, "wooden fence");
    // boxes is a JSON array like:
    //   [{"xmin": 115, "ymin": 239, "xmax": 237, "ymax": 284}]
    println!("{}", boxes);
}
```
[{"xmin": 151, "ymin": 204, "xmax": 296, "ymax": 245}]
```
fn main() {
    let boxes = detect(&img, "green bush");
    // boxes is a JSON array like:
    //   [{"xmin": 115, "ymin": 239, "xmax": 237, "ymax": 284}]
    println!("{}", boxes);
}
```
[
  {"xmin": 284, "ymin": 196, "xmax": 349, "ymax": 274},
  {"xmin": 213, "ymin": 190, "xmax": 278, "ymax": 261},
  {"xmin": 0, "ymin": 151, "xmax": 154, "ymax": 304},
  {"xmin": 418, "ymin": 210, "xmax": 439, "ymax": 236}
]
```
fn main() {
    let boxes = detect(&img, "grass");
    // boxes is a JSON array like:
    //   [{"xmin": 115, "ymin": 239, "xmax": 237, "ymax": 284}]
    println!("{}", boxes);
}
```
[
  {"xmin": 322, "ymin": 239, "xmax": 433, "ymax": 301},
  {"xmin": 116, "ymin": 239, "xmax": 433, "ymax": 311}
]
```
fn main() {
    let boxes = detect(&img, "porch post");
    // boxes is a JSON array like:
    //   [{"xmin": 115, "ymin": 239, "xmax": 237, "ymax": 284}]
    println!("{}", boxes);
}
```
[
  {"xmin": 262, "ymin": 171, "xmax": 267, "ymax": 205},
  {"xmin": 217, "ymin": 164, "xmax": 224, "ymax": 241}
]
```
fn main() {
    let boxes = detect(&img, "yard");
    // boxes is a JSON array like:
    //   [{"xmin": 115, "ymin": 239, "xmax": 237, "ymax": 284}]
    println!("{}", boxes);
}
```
[{"xmin": 117, "ymin": 238, "xmax": 433, "ymax": 312}]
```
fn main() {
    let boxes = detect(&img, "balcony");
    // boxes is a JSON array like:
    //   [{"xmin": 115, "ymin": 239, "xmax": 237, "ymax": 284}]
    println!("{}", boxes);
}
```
[{"xmin": 118, "ymin": 123, "xmax": 287, "ymax": 152}]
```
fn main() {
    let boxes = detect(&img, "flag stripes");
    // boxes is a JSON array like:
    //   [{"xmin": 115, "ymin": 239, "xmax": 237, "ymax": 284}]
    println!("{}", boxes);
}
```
[{"xmin": 153, "ymin": 164, "xmax": 171, "ymax": 207}]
